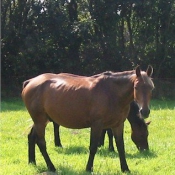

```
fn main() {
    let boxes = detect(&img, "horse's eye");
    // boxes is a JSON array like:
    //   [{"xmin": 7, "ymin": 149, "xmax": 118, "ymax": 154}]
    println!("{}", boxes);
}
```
[{"xmin": 134, "ymin": 86, "xmax": 138, "ymax": 90}]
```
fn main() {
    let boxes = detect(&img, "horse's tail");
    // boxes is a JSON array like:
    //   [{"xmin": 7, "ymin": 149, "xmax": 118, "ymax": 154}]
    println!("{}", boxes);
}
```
[
  {"xmin": 22, "ymin": 79, "xmax": 32, "ymax": 89},
  {"xmin": 23, "ymin": 119, "xmax": 33, "ymax": 135}
]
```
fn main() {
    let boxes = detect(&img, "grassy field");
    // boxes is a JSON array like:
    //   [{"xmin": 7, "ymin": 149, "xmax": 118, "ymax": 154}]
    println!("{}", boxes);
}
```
[{"xmin": 1, "ymin": 98, "xmax": 175, "ymax": 175}]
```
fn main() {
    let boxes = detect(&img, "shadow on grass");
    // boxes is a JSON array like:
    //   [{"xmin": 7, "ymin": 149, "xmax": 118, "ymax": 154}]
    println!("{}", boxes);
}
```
[
  {"xmin": 34, "ymin": 163, "xmax": 90, "ymax": 175},
  {"xmin": 35, "ymin": 165, "xmax": 128, "ymax": 175},
  {"xmin": 54, "ymin": 145, "xmax": 157, "ymax": 160},
  {"xmin": 97, "ymin": 146, "xmax": 157, "ymax": 160},
  {"xmin": 54, "ymin": 145, "xmax": 88, "ymax": 155},
  {"xmin": 35, "ymin": 164, "xmax": 141, "ymax": 175},
  {"xmin": 34, "ymin": 147, "xmax": 156, "ymax": 175},
  {"xmin": 57, "ymin": 165, "xmax": 135, "ymax": 175},
  {"xmin": 126, "ymin": 149, "xmax": 157, "ymax": 159},
  {"xmin": 57, "ymin": 165, "xmax": 90, "ymax": 175}
]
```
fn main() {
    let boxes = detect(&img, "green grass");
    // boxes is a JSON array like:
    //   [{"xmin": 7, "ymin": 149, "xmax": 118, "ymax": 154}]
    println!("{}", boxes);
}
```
[{"xmin": 1, "ymin": 98, "xmax": 175, "ymax": 175}]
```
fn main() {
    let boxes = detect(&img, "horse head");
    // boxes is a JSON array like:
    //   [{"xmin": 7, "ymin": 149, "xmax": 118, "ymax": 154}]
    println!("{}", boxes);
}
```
[
  {"xmin": 133, "ymin": 65, "xmax": 154, "ymax": 118},
  {"xmin": 131, "ymin": 118, "xmax": 151, "ymax": 151}
]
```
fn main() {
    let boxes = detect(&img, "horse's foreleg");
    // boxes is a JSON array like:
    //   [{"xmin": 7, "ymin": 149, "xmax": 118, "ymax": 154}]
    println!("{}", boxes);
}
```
[
  {"xmin": 107, "ymin": 129, "xmax": 114, "ymax": 152},
  {"xmin": 86, "ymin": 121, "xmax": 103, "ymax": 172},
  {"xmin": 112, "ymin": 123, "xmax": 130, "ymax": 172},
  {"xmin": 28, "ymin": 126, "xmax": 36, "ymax": 164},
  {"xmin": 53, "ymin": 122, "xmax": 62, "ymax": 147}
]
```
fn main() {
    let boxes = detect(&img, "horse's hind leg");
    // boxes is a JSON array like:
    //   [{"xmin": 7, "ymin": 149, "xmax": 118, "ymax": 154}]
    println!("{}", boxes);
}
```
[
  {"xmin": 107, "ymin": 129, "xmax": 114, "ymax": 151},
  {"xmin": 35, "ymin": 124, "xmax": 56, "ymax": 171},
  {"xmin": 53, "ymin": 122, "xmax": 62, "ymax": 147},
  {"xmin": 28, "ymin": 126, "xmax": 36, "ymax": 164},
  {"xmin": 98, "ymin": 129, "xmax": 106, "ymax": 147}
]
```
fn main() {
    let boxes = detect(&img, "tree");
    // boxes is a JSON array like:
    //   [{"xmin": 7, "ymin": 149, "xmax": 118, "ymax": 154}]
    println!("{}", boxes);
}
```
[{"xmin": 1, "ymin": 0, "xmax": 175, "ymax": 97}]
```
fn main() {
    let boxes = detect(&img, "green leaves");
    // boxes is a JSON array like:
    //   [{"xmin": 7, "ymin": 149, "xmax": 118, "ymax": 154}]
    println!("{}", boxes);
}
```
[{"xmin": 1, "ymin": 0, "xmax": 175, "ymax": 95}]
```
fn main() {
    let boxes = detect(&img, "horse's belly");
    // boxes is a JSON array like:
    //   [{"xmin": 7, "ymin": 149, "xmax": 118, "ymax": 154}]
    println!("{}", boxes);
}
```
[
  {"xmin": 45, "ymin": 99, "xmax": 92, "ymax": 129},
  {"xmin": 53, "ymin": 116, "xmax": 90, "ymax": 129},
  {"xmin": 50, "ymin": 111, "xmax": 91, "ymax": 129}
]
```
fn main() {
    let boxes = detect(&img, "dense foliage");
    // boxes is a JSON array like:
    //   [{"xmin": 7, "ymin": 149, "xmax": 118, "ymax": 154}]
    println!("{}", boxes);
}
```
[{"xmin": 2, "ymin": 0, "xmax": 175, "ymax": 90}]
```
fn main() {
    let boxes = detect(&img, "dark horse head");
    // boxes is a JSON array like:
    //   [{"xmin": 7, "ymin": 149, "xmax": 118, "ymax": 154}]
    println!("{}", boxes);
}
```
[
  {"xmin": 133, "ymin": 65, "xmax": 154, "ymax": 118},
  {"xmin": 128, "ymin": 101, "xmax": 151, "ymax": 151}
]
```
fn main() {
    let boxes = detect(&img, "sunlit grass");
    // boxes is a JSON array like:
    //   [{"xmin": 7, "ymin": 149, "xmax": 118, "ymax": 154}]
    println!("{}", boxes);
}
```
[{"xmin": 1, "ymin": 98, "xmax": 175, "ymax": 175}]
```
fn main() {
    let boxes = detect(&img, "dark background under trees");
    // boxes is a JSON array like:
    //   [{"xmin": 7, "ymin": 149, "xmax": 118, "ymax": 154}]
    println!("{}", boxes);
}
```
[{"xmin": 1, "ymin": 0, "xmax": 175, "ymax": 98}]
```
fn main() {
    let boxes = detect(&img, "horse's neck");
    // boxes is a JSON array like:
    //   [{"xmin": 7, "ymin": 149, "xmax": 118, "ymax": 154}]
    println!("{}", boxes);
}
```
[
  {"xmin": 127, "ymin": 113, "xmax": 144, "ymax": 128},
  {"xmin": 94, "ymin": 71, "xmax": 135, "ymax": 105},
  {"xmin": 127, "ymin": 113, "xmax": 139, "ymax": 124},
  {"xmin": 112, "ymin": 71, "xmax": 135, "ymax": 104}
]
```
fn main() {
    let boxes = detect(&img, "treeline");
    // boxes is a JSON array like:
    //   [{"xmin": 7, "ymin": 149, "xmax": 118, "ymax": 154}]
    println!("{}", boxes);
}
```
[{"xmin": 2, "ymin": 0, "xmax": 175, "ymax": 91}]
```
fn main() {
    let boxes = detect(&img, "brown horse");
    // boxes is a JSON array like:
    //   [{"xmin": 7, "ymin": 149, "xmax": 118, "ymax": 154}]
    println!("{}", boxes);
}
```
[
  {"xmin": 22, "ymin": 66, "xmax": 154, "ymax": 172},
  {"xmin": 53, "ymin": 101, "xmax": 151, "ymax": 151}
]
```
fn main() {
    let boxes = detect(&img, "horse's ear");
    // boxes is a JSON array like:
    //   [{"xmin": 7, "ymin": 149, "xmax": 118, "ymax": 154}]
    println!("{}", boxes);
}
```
[
  {"xmin": 146, "ymin": 121, "xmax": 151, "ymax": 126},
  {"xmin": 146, "ymin": 65, "xmax": 153, "ymax": 77},
  {"xmin": 135, "ymin": 65, "xmax": 141, "ymax": 77}
]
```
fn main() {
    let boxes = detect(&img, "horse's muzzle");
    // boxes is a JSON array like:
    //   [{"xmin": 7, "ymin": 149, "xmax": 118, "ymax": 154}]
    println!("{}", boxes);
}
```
[
  {"xmin": 140, "ymin": 108, "xmax": 150, "ymax": 118},
  {"xmin": 138, "ymin": 146, "xmax": 149, "ymax": 152}
]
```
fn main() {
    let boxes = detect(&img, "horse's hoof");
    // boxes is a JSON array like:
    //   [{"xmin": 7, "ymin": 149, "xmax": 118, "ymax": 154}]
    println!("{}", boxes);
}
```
[
  {"xmin": 29, "ymin": 161, "xmax": 36, "ymax": 165},
  {"xmin": 122, "ymin": 168, "xmax": 130, "ymax": 173},
  {"xmin": 86, "ymin": 166, "xmax": 93, "ymax": 172},
  {"xmin": 49, "ymin": 165, "xmax": 56, "ymax": 172},
  {"xmin": 55, "ymin": 144, "xmax": 63, "ymax": 148},
  {"xmin": 109, "ymin": 147, "xmax": 115, "ymax": 152}
]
